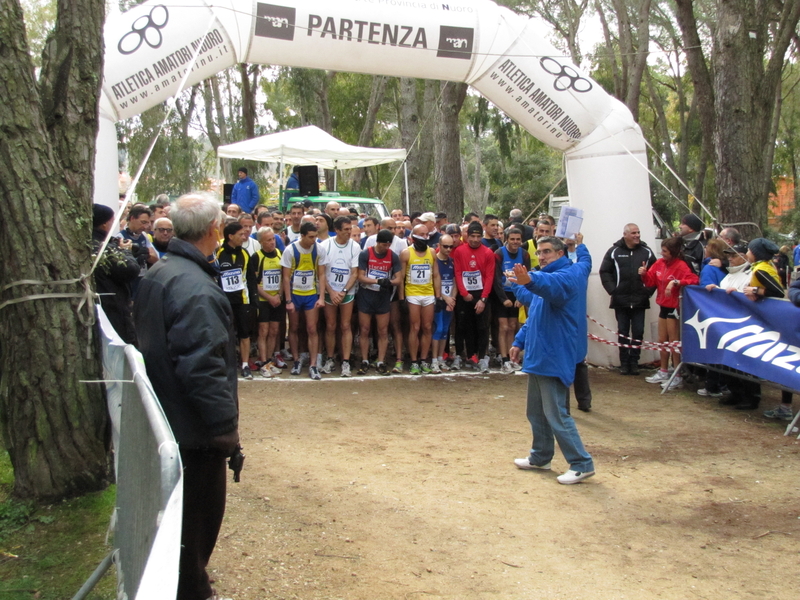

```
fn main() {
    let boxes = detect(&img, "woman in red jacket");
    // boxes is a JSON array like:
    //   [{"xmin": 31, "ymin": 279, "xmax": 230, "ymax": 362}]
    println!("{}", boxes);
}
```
[{"xmin": 638, "ymin": 236, "xmax": 699, "ymax": 390}]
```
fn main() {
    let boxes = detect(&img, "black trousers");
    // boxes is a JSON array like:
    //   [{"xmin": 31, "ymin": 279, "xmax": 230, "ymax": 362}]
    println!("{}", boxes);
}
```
[
  {"xmin": 178, "ymin": 448, "xmax": 228, "ymax": 600},
  {"xmin": 567, "ymin": 361, "xmax": 592, "ymax": 411},
  {"xmin": 455, "ymin": 296, "xmax": 490, "ymax": 359},
  {"xmin": 615, "ymin": 307, "xmax": 646, "ymax": 365}
]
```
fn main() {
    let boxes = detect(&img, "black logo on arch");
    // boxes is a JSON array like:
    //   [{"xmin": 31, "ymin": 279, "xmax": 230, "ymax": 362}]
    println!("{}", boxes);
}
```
[
  {"xmin": 437, "ymin": 26, "xmax": 473, "ymax": 59},
  {"xmin": 255, "ymin": 3, "xmax": 295, "ymax": 41}
]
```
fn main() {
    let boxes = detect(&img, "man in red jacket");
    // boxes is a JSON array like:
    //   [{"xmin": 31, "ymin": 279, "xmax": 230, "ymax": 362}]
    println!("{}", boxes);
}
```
[{"xmin": 452, "ymin": 221, "xmax": 496, "ymax": 372}]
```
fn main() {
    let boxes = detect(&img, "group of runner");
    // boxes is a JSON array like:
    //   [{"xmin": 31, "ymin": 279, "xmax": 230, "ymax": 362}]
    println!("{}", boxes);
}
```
[{"xmin": 216, "ymin": 201, "xmax": 552, "ymax": 381}]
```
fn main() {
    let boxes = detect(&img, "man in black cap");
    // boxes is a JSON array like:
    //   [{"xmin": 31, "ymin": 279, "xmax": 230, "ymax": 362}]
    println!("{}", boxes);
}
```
[
  {"xmin": 679, "ymin": 213, "xmax": 706, "ymax": 275},
  {"xmin": 92, "ymin": 204, "xmax": 140, "ymax": 343}
]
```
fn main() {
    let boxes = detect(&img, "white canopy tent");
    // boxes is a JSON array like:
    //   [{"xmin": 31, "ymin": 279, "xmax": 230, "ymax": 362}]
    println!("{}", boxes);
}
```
[{"xmin": 217, "ymin": 125, "xmax": 409, "ymax": 209}]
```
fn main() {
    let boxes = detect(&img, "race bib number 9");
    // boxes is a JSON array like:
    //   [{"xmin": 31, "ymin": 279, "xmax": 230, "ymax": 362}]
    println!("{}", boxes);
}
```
[
  {"xmin": 221, "ymin": 268, "xmax": 245, "ymax": 293},
  {"xmin": 293, "ymin": 269, "xmax": 315, "ymax": 293},
  {"xmin": 462, "ymin": 270, "xmax": 483, "ymax": 291}
]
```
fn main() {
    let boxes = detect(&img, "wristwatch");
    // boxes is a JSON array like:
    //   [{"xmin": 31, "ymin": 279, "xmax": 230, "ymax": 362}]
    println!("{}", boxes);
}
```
[
  {"xmin": 343, "ymin": 287, "xmax": 349, "ymax": 294},
  {"xmin": 478, "ymin": 297, "xmax": 486, "ymax": 303}
]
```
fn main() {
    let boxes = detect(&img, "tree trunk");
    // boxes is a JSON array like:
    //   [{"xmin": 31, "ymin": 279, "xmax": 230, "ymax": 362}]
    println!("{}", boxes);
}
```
[
  {"xmin": 351, "ymin": 75, "xmax": 389, "ymax": 193},
  {"xmin": 398, "ymin": 78, "xmax": 435, "ymax": 213},
  {"xmin": 712, "ymin": 0, "xmax": 800, "ymax": 237},
  {"xmin": 0, "ymin": 0, "xmax": 110, "ymax": 500},
  {"xmin": 434, "ymin": 81, "xmax": 468, "ymax": 221}
]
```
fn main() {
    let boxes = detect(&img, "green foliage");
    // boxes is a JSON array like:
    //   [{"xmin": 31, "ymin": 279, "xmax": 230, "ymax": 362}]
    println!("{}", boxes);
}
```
[
  {"xmin": 0, "ymin": 451, "xmax": 116, "ymax": 599},
  {"xmin": 118, "ymin": 90, "xmax": 213, "ymax": 202},
  {"xmin": 19, "ymin": 0, "xmax": 56, "ymax": 68}
]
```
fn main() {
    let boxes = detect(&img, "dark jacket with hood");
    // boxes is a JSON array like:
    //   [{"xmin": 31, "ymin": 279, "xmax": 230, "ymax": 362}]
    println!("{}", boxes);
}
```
[
  {"xmin": 133, "ymin": 237, "xmax": 239, "ymax": 448},
  {"xmin": 599, "ymin": 238, "xmax": 657, "ymax": 309}
]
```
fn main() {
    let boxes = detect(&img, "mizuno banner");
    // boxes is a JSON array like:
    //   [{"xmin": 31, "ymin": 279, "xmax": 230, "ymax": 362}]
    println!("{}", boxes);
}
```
[{"xmin": 681, "ymin": 286, "xmax": 800, "ymax": 392}]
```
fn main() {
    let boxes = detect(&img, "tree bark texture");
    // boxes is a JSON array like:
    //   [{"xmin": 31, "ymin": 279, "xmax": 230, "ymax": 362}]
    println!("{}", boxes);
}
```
[
  {"xmin": 0, "ymin": 0, "xmax": 110, "ymax": 500},
  {"xmin": 351, "ymin": 75, "xmax": 389, "ymax": 193},
  {"xmin": 434, "ymin": 82, "xmax": 468, "ymax": 222},
  {"xmin": 712, "ymin": 0, "xmax": 800, "ymax": 235},
  {"xmin": 398, "ymin": 78, "xmax": 435, "ymax": 212}
]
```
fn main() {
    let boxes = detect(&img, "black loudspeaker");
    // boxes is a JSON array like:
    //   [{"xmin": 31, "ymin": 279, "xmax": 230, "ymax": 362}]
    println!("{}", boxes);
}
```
[
  {"xmin": 297, "ymin": 165, "xmax": 319, "ymax": 196},
  {"xmin": 223, "ymin": 183, "xmax": 234, "ymax": 203}
]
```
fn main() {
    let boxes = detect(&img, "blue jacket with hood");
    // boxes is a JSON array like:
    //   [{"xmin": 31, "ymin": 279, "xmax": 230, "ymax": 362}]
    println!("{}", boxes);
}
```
[{"xmin": 512, "ymin": 244, "xmax": 591, "ymax": 387}]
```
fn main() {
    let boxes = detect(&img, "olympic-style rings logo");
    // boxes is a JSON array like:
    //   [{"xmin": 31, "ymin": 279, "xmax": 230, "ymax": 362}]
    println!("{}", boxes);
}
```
[
  {"xmin": 539, "ymin": 57, "xmax": 592, "ymax": 93},
  {"xmin": 118, "ymin": 5, "xmax": 169, "ymax": 55}
]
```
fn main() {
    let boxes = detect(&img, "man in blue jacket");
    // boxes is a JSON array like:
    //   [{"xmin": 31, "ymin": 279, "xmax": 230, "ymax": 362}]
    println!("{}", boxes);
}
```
[
  {"xmin": 509, "ymin": 236, "xmax": 595, "ymax": 485},
  {"xmin": 231, "ymin": 167, "xmax": 259, "ymax": 214}
]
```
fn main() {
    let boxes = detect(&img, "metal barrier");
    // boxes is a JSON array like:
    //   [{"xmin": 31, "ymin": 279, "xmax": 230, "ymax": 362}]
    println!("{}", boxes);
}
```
[{"xmin": 96, "ymin": 309, "xmax": 183, "ymax": 600}]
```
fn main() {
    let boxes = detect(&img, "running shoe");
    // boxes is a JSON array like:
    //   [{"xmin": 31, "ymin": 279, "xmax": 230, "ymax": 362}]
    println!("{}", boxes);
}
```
[
  {"xmin": 357, "ymin": 360, "xmax": 370, "ymax": 375},
  {"xmin": 645, "ymin": 369, "xmax": 671, "ymax": 384},
  {"xmin": 451, "ymin": 356, "xmax": 462, "ymax": 371},
  {"xmin": 321, "ymin": 357, "xmax": 336, "ymax": 374},
  {"xmin": 439, "ymin": 361, "xmax": 450, "ymax": 372},
  {"xmin": 556, "ymin": 469, "xmax": 595, "ymax": 485},
  {"xmin": 409, "ymin": 362, "xmax": 421, "ymax": 375},
  {"xmin": 697, "ymin": 388, "xmax": 723, "ymax": 398},
  {"xmin": 340, "ymin": 361, "xmax": 351, "ymax": 378},
  {"xmin": 290, "ymin": 361, "xmax": 302, "ymax": 376},
  {"xmin": 273, "ymin": 353, "xmax": 288, "ymax": 369},
  {"xmin": 661, "ymin": 375, "xmax": 683, "ymax": 391},
  {"xmin": 478, "ymin": 358, "xmax": 490, "ymax": 374},
  {"xmin": 763, "ymin": 405, "xmax": 793, "ymax": 421},
  {"xmin": 241, "ymin": 365, "xmax": 253, "ymax": 380},
  {"xmin": 281, "ymin": 348, "xmax": 293, "ymax": 361},
  {"xmin": 309, "ymin": 366, "xmax": 321, "ymax": 380},
  {"xmin": 421, "ymin": 362, "xmax": 433, "ymax": 374},
  {"xmin": 514, "ymin": 458, "xmax": 551, "ymax": 470},
  {"xmin": 376, "ymin": 362, "xmax": 389, "ymax": 376},
  {"xmin": 258, "ymin": 364, "xmax": 273, "ymax": 378},
  {"xmin": 299, "ymin": 352, "xmax": 310, "ymax": 367},
  {"xmin": 392, "ymin": 360, "xmax": 403, "ymax": 374},
  {"xmin": 430, "ymin": 360, "xmax": 442, "ymax": 374},
  {"xmin": 501, "ymin": 361, "xmax": 515, "ymax": 374},
  {"xmin": 267, "ymin": 361, "xmax": 282, "ymax": 375}
]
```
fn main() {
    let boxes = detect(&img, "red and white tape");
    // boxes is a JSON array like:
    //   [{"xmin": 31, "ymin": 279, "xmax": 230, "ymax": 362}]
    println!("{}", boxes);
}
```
[{"xmin": 586, "ymin": 315, "xmax": 682, "ymax": 351}]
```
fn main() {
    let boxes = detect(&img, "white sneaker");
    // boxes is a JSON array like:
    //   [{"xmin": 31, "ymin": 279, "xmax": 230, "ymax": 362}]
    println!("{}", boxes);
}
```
[
  {"xmin": 430, "ymin": 360, "xmax": 442, "ymax": 374},
  {"xmin": 266, "ymin": 361, "xmax": 282, "ymax": 375},
  {"xmin": 340, "ymin": 361, "xmax": 351, "ymax": 377},
  {"xmin": 645, "ymin": 369, "xmax": 671, "ymax": 384},
  {"xmin": 309, "ymin": 366, "xmax": 321, "ymax": 380},
  {"xmin": 258, "ymin": 365, "xmax": 273, "ymax": 378},
  {"xmin": 511, "ymin": 361, "xmax": 523, "ymax": 372},
  {"xmin": 273, "ymin": 353, "xmax": 288, "ymax": 368},
  {"xmin": 556, "ymin": 469, "xmax": 595, "ymax": 484},
  {"xmin": 514, "ymin": 458, "xmax": 551, "ymax": 470},
  {"xmin": 299, "ymin": 352, "xmax": 310, "ymax": 367},
  {"xmin": 281, "ymin": 348, "xmax": 293, "ymax": 361},
  {"xmin": 451, "ymin": 356, "xmax": 462, "ymax": 371},
  {"xmin": 478, "ymin": 358, "xmax": 490, "ymax": 374},
  {"xmin": 439, "ymin": 360, "xmax": 450, "ymax": 372},
  {"xmin": 501, "ymin": 360, "xmax": 515, "ymax": 374},
  {"xmin": 320, "ymin": 357, "xmax": 336, "ymax": 374},
  {"xmin": 661, "ymin": 375, "xmax": 683, "ymax": 391}
]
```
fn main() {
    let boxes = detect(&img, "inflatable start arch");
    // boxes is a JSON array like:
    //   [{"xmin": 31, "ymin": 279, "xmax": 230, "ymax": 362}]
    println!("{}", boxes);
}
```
[{"xmin": 98, "ymin": 0, "xmax": 654, "ymax": 365}]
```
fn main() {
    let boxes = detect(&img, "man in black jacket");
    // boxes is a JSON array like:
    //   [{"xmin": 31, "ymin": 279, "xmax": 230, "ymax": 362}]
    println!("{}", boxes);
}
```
[
  {"xmin": 599, "ymin": 223, "xmax": 656, "ymax": 375},
  {"xmin": 92, "ymin": 204, "xmax": 140, "ymax": 344},
  {"xmin": 134, "ymin": 193, "xmax": 239, "ymax": 600}
]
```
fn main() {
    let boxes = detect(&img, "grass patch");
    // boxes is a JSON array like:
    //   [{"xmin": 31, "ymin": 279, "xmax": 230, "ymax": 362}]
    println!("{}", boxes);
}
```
[{"xmin": 0, "ymin": 451, "xmax": 116, "ymax": 599}]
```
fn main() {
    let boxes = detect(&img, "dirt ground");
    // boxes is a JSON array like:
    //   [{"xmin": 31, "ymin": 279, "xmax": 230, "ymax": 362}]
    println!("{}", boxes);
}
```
[{"xmin": 209, "ymin": 367, "xmax": 800, "ymax": 600}]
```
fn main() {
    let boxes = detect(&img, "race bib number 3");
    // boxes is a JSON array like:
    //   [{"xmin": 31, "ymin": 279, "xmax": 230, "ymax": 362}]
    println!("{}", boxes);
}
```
[
  {"xmin": 293, "ymin": 269, "xmax": 315, "ymax": 293},
  {"xmin": 462, "ymin": 270, "xmax": 483, "ymax": 291},
  {"xmin": 221, "ymin": 268, "xmax": 245, "ymax": 293},
  {"xmin": 442, "ymin": 279, "xmax": 454, "ymax": 296}
]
